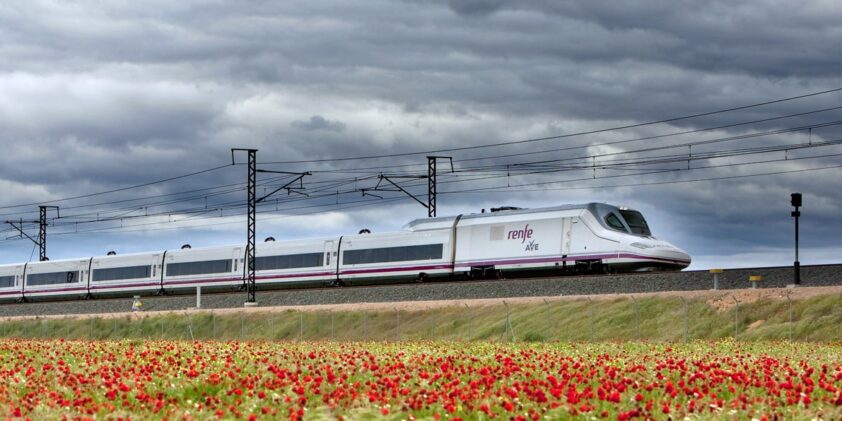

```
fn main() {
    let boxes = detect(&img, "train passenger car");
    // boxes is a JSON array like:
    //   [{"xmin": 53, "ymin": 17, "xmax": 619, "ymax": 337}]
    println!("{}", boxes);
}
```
[
  {"xmin": 23, "ymin": 258, "xmax": 90, "ymax": 300},
  {"xmin": 88, "ymin": 251, "xmax": 165, "ymax": 297},
  {"xmin": 162, "ymin": 245, "xmax": 243, "ymax": 292},
  {"xmin": 0, "ymin": 264, "xmax": 24, "ymax": 302},
  {"xmin": 254, "ymin": 238, "xmax": 336, "ymax": 287},
  {"xmin": 337, "ymin": 230, "xmax": 452, "ymax": 284}
]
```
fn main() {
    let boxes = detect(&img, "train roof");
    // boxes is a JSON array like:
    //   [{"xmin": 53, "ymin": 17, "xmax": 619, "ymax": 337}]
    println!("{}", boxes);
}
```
[{"xmin": 404, "ymin": 203, "xmax": 611, "ymax": 231}]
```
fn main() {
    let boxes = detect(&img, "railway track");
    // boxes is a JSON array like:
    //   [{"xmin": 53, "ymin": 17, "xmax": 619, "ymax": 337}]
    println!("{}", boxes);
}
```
[{"xmin": 0, "ymin": 263, "xmax": 839, "ymax": 318}]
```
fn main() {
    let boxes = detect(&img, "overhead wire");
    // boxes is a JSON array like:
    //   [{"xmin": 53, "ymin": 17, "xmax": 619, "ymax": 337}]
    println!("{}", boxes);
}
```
[{"xmin": 1, "ymin": 88, "xmax": 841, "ymax": 245}]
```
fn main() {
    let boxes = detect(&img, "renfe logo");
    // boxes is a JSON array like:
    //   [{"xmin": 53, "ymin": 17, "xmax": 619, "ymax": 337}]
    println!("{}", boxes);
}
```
[{"xmin": 507, "ymin": 224, "xmax": 533, "ymax": 244}]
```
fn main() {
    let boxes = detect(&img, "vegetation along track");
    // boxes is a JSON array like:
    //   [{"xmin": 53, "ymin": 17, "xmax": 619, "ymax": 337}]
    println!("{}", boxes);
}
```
[{"xmin": 0, "ymin": 263, "xmax": 839, "ymax": 318}]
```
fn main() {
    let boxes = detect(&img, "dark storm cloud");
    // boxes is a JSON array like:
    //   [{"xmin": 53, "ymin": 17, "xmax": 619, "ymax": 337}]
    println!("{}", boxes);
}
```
[{"xmin": 0, "ymin": 0, "xmax": 840, "ymax": 267}]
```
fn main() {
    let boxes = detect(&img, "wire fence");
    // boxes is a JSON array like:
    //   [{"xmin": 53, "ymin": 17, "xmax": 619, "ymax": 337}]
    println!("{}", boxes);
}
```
[{"xmin": 0, "ymin": 293, "xmax": 840, "ymax": 342}]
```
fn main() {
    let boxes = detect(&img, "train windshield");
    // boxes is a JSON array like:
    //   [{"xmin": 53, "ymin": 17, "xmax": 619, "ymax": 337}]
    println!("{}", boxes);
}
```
[{"xmin": 619, "ymin": 210, "xmax": 651, "ymax": 236}]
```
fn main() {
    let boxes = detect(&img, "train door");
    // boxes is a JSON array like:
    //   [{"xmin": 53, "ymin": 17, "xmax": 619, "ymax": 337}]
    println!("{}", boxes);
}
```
[
  {"xmin": 15, "ymin": 265, "xmax": 25, "ymax": 293},
  {"xmin": 561, "ymin": 218, "xmax": 572, "ymax": 255},
  {"xmin": 151, "ymin": 254, "xmax": 161, "ymax": 280},
  {"xmin": 80, "ymin": 260, "xmax": 91, "ymax": 292},
  {"xmin": 324, "ymin": 241, "xmax": 334, "ymax": 268},
  {"xmin": 232, "ymin": 248, "xmax": 242, "ymax": 275}
]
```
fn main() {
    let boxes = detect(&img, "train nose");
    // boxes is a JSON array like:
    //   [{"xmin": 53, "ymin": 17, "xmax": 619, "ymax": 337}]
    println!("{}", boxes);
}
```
[{"xmin": 657, "ymin": 243, "xmax": 691, "ymax": 270}]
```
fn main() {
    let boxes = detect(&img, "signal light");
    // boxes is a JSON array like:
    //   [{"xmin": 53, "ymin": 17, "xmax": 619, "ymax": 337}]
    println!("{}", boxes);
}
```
[{"xmin": 791, "ymin": 193, "xmax": 802, "ymax": 207}]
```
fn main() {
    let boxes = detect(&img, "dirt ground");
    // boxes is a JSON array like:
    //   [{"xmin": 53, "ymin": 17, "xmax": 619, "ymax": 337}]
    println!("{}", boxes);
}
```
[{"xmin": 4, "ymin": 285, "xmax": 841, "ymax": 322}]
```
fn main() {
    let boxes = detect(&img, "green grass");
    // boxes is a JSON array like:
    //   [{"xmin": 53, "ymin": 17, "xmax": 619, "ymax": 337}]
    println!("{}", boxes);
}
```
[{"xmin": 1, "ymin": 293, "xmax": 841, "ymax": 342}]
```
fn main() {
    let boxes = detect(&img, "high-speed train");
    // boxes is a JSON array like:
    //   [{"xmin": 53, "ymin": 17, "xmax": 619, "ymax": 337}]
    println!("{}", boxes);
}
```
[{"xmin": 0, "ymin": 203, "xmax": 690, "ymax": 302}]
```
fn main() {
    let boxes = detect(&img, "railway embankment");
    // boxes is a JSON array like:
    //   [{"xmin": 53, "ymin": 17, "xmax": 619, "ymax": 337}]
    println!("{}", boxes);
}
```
[
  {"xmin": 1, "ymin": 285, "xmax": 840, "ymax": 342},
  {"xmin": 0, "ymin": 263, "xmax": 838, "ymax": 318}
]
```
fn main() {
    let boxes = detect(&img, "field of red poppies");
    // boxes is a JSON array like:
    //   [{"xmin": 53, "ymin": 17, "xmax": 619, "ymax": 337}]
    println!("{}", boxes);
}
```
[{"xmin": 0, "ymin": 339, "xmax": 839, "ymax": 420}]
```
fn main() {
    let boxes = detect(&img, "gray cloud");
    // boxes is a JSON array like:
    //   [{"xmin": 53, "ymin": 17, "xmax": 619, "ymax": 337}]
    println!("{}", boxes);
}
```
[{"xmin": 291, "ymin": 115, "xmax": 346, "ymax": 132}]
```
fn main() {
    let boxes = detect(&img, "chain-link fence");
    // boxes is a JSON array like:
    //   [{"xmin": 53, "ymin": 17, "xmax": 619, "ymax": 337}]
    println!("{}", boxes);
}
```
[{"xmin": 1, "ymin": 293, "xmax": 840, "ymax": 342}]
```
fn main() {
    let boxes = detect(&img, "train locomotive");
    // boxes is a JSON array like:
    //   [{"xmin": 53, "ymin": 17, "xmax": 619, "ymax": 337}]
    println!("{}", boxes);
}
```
[{"xmin": 0, "ymin": 203, "xmax": 691, "ymax": 302}]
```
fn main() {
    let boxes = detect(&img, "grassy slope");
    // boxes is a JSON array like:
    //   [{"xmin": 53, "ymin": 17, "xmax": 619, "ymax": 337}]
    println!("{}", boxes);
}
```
[{"xmin": 1, "ymin": 293, "xmax": 840, "ymax": 342}]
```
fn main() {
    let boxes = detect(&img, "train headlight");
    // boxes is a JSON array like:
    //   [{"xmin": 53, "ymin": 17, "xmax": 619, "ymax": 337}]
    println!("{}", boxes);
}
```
[{"xmin": 630, "ymin": 242, "xmax": 653, "ymax": 249}]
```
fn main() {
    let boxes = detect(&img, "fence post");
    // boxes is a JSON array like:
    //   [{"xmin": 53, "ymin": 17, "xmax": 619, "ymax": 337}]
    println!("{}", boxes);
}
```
[
  {"xmin": 112, "ymin": 317, "xmax": 117, "ymax": 339},
  {"xmin": 211, "ymin": 311, "xmax": 216, "ymax": 340},
  {"xmin": 395, "ymin": 308, "xmax": 400, "ymax": 341},
  {"xmin": 731, "ymin": 296, "xmax": 739, "ymax": 339},
  {"xmin": 629, "ymin": 295, "xmax": 640, "ymax": 340},
  {"xmin": 362, "ymin": 311, "xmax": 367, "ymax": 340},
  {"xmin": 298, "ymin": 312, "xmax": 303, "ymax": 342},
  {"xmin": 330, "ymin": 311, "xmax": 335, "ymax": 341},
  {"xmin": 586, "ymin": 297, "xmax": 594, "ymax": 341},
  {"xmin": 787, "ymin": 291, "xmax": 793, "ymax": 342},
  {"xmin": 501, "ymin": 301, "xmax": 516, "ymax": 342},
  {"xmin": 463, "ymin": 303, "xmax": 470, "ymax": 340},
  {"xmin": 543, "ymin": 299, "xmax": 551, "ymax": 338},
  {"xmin": 188, "ymin": 313, "xmax": 195, "ymax": 342},
  {"xmin": 679, "ymin": 297, "xmax": 688, "ymax": 343}
]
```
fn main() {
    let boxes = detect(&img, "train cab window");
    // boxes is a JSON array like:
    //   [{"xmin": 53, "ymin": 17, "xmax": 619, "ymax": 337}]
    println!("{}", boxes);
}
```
[
  {"xmin": 256, "ymin": 253, "xmax": 323, "ymax": 271},
  {"xmin": 605, "ymin": 214, "xmax": 627, "ymax": 232},
  {"xmin": 0, "ymin": 276, "xmax": 14, "ymax": 288},
  {"xmin": 27, "ymin": 271, "xmax": 79, "ymax": 286},
  {"xmin": 166, "ymin": 260, "xmax": 232, "ymax": 276},
  {"xmin": 619, "ymin": 210, "xmax": 652, "ymax": 236},
  {"xmin": 92, "ymin": 265, "xmax": 152, "ymax": 282},
  {"xmin": 344, "ymin": 244, "xmax": 443, "ymax": 265}
]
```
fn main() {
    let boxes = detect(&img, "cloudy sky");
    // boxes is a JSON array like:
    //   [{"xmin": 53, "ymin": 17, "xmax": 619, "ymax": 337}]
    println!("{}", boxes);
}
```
[{"xmin": 1, "ymin": 0, "xmax": 841, "ymax": 270}]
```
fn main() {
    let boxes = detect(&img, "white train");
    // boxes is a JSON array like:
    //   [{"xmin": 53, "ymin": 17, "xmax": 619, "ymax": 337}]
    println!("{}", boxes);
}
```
[{"xmin": 0, "ymin": 203, "xmax": 690, "ymax": 302}]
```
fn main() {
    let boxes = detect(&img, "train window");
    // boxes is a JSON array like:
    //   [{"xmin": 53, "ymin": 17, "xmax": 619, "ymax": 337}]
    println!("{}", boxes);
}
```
[
  {"xmin": 166, "ymin": 260, "xmax": 232, "ymax": 277},
  {"xmin": 343, "ymin": 244, "xmax": 443, "ymax": 265},
  {"xmin": 605, "ymin": 214, "xmax": 627, "ymax": 232},
  {"xmin": 0, "ymin": 276, "xmax": 14, "ymax": 288},
  {"xmin": 92, "ymin": 265, "xmax": 151, "ymax": 282},
  {"xmin": 256, "ymin": 253, "xmax": 323, "ymax": 271},
  {"xmin": 619, "ymin": 210, "xmax": 652, "ymax": 236},
  {"xmin": 27, "ymin": 271, "xmax": 80, "ymax": 286}
]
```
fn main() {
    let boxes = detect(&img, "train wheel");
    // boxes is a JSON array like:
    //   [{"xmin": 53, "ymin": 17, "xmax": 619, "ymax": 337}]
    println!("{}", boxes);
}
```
[{"xmin": 416, "ymin": 273, "xmax": 428, "ymax": 283}]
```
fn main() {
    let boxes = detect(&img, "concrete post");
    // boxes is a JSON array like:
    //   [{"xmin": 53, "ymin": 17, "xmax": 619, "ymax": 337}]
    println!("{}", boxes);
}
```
[{"xmin": 710, "ymin": 269, "xmax": 723, "ymax": 290}]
